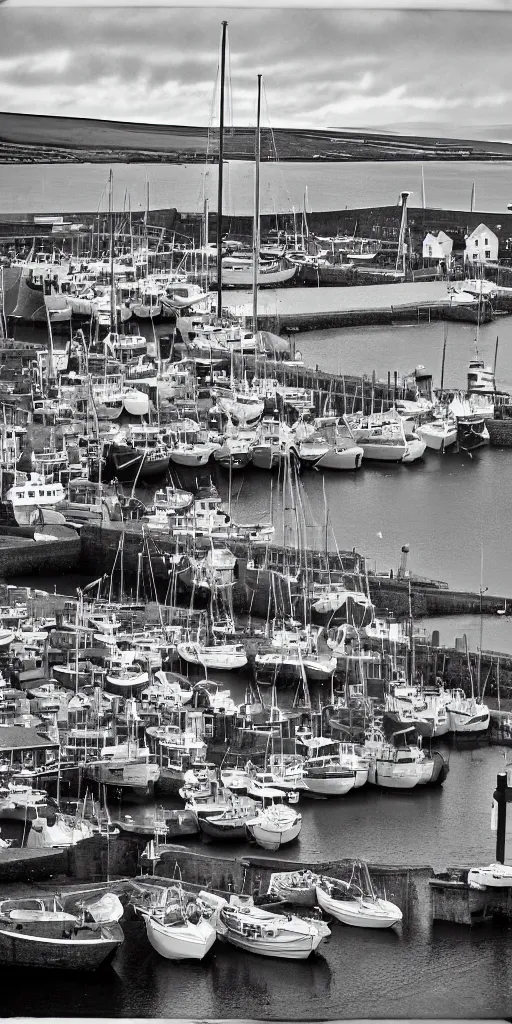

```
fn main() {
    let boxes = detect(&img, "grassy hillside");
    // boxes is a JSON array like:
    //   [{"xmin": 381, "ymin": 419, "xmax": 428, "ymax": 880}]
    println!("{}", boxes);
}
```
[{"xmin": 2, "ymin": 111, "xmax": 512, "ymax": 164}]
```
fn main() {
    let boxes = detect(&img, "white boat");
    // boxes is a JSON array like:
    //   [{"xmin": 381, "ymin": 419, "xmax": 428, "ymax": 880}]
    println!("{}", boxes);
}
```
[
  {"xmin": 344, "ymin": 410, "xmax": 408, "ymax": 462},
  {"xmin": 364, "ymin": 731, "xmax": 421, "ymax": 790},
  {"xmin": 417, "ymin": 416, "xmax": 458, "ymax": 452},
  {"xmin": 220, "ymin": 768, "xmax": 251, "ymax": 793},
  {"xmin": 134, "ymin": 884, "xmax": 219, "ymax": 960},
  {"xmin": 122, "ymin": 387, "xmax": 150, "ymax": 417},
  {"xmin": 445, "ymin": 690, "xmax": 490, "ymax": 736},
  {"xmin": 315, "ymin": 874, "xmax": 402, "ymax": 929},
  {"xmin": 402, "ymin": 434, "xmax": 427, "ymax": 464},
  {"xmin": 468, "ymin": 864, "xmax": 512, "ymax": 889},
  {"xmin": 5, "ymin": 477, "xmax": 66, "ymax": 526},
  {"xmin": 213, "ymin": 894, "xmax": 329, "ymax": 959},
  {"xmin": 169, "ymin": 442, "xmax": 219, "ymax": 467},
  {"xmin": 105, "ymin": 669, "xmax": 149, "ymax": 695},
  {"xmin": 220, "ymin": 259, "xmax": 296, "ymax": 289},
  {"xmin": 302, "ymin": 756, "xmax": 356, "ymax": 796},
  {"xmin": 245, "ymin": 802, "xmax": 302, "ymax": 851},
  {"xmin": 177, "ymin": 641, "xmax": 247, "ymax": 671}
]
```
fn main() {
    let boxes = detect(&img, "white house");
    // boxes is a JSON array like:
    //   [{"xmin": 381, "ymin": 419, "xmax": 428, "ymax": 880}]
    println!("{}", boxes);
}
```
[
  {"xmin": 464, "ymin": 223, "xmax": 499, "ymax": 264},
  {"xmin": 422, "ymin": 230, "xmax": 453, "ymax": 265}
]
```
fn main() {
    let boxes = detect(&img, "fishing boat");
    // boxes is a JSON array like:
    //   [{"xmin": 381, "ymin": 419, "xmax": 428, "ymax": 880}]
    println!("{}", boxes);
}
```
[
  {"xmin": 197, "ymin": 797, "xmax": 259, "ymax": 841},
  {"xmin": 245, "ymin": 801, "xmax": 302, "ymax": 851},
  {"xmin": 122, "ymin": 387, "xmax": 150, "ymax": 418},
  {"xmin": 364, "ymin": 730, "xmax": 421, "ymax": 789},
  {"xmin": 267, "ymin": 870, "xmax": 319, "ymax": 906},
  {"xmin": 177, "ymin": 640, "xmax": 247, "ymax": 670},
  {"xmin": 214, "ymin": 894, "xmax": 330, "ymax": 959},
  {"xmin": 445, "ymin": 689, "xmax": 490, "ymax": 736},
  {"xmin": 0, "ymin": 894, "xmax": 124, "ymax": 969},
  {"xmin": 417, "ymin": 414, "xmax": 458, "ymax": 452},
  {"xmin": 169, "ymin": 441, "xmax": 219, "ymax": 467},
  {"xmin": 302, "ymin": 756, "xmax": 356, "ymax": 797},
  {"xmin": 343, "ymin": 410, "xmax": 408, "ymax": 462},
  {"xmin": 468, "ymin": 864, "xmax": 512, "ymax": 889},
  {"xmin": 133, "ymin": 883, "xmax": 220, "ymax": 961},
  {"xmin": 315, "ymin": 869, "xmax": 402, "ymax": 929}
]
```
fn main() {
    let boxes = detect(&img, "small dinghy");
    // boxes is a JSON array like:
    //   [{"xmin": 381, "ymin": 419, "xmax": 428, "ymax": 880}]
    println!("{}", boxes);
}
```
[
  {"xmin": 198, "ymin": 797, "xmax": 259, "ymax": 841},
  {"xmin": 315, "ymin": 864, "xmax": 402, "ymax": 929},
  {"xmin": 207, "ymin": 893, "xmax": 330, "ymax": 959},
  {"xmin": 245, "ymin": 802, "xmax": 302, "ymax": 851},
  {"xmin": 267, "ymin": 870, "xmax": 319, "ymax": 906},
  {"xmin": 132, "ymin": 883, "xmax": 221, "ymax": 961},
  {"xmin": 0, "ymin": 893, "xmax": 124, "ymax": 970},
  {"xmin": 468, "ymin": 863, "xmax": 512, "ymax": 889}
]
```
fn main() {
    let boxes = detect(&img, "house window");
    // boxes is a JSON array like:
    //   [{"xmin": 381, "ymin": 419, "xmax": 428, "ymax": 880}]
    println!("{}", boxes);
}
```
[
  {"xmin": 485, "ymin": 250, "xmax": 491, "ymax": 258},
  {"xmin": 473, "ymin": 253, "xmax": 478, "ymax": 260},
  {"xmin": 485, "ymin": 238, "xmax": 489, "ymax": 245},
  {"xmin": 428, "ymin": 247, "xmax": 432, "ymax": 256},
  {"xmin": 474, "ymin": 239, "xmax": 478, "ymax": 246},
  {"xmin": 27, "ymin": 491, "xmax": 35, "ymax": 498}
]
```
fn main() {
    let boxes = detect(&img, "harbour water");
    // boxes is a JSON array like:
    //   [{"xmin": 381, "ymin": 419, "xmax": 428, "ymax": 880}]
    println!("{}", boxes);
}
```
[
  {"xmin": 4, "ymin": 162, "xmax": 512, "ymax": 1019},
  {"xmin": 2, "ymin": 158, "xmax": 512, "ymax": 215}
]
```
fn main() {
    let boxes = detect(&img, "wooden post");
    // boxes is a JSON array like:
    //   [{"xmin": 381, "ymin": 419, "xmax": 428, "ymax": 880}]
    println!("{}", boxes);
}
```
[{"xmin": 495, "ymin": 772, "xmax": 508, "ymax": 864}]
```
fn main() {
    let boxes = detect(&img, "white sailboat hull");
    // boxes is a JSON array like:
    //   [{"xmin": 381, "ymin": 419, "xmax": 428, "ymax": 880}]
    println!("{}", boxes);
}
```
[
  {"xmin": 368, "ymin": 761, "xmax": 419, "ymax": 789},
  {"xmin": 169, "ymin": 447, "xmax": 216, "ymax": 467},
  {"xmin": 302, "ymin": 775, "xmax": 355, "ymax": 796},
  {"xmin": 145, "ymin": 914, "xmax": 216, "ymax": 960},
  {"xmin": 417, "ymin": 423, "xmax": 458, "ymax": 451},
  {"xmin": 315, "ymin": 446, "xmax": 364, "ymax": 470},
  {"xmin": 123, "ymin": 390, "xmax": 150, "ymax": 417},
  {"xmin": 221, "ymin": 928, "xmax": 321, "ymax": 958},
  {"xmin": 177, "ymin": 642, "xmax": 247, "ymax": 670},
  {"xmin": 361, "ymin": 442, "xmax": 408, "ymax": 462},
  {"xmin": 245, "ymin": 814, "xmax": 302, "ymax": 851},
  {"xmin": 315, "ymin": 886, "xmax": 402, "ymax": 929}
]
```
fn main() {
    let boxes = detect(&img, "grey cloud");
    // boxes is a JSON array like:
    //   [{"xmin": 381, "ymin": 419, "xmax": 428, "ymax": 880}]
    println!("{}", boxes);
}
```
[{"xmin": 0, "ymin": 7, "xmax": 512, "ymax": 130}]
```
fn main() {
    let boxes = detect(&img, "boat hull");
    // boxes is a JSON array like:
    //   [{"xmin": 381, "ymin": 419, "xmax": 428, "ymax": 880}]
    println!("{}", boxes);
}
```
[
  {"xmin": 367, "ymin": 762, "xmax": 419, "ymax": 789},
  {"xmin": 0, "ymin": 925, "xmax": 123, "ymax": 969},
  {"xmin": 315, "ymin": 447, "xmax": 364, "ymax": 470},
  {"xmin": 145, "ymin": 915, "xmax": 216, "ymax": 960},
  {"xmin": 221, "ymin": 929, "xmax": 319, "ymax": 958},
  {"xmin": 302, "ymin": 774, "xmax": 355, "ymax": 797},
  {"xmin": 245, "ymin": 816, "xmax": 302, "ymax": 851},
  {"xmin": 361, "ymin": 443, "xmax": 408, "ymax": 462},
  {"xmin": 315, "ymin": 887, "xmax": 402, "ymax": 929}
]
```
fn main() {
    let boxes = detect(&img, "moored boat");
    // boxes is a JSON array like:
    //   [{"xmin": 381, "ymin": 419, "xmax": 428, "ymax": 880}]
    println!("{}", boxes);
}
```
[{"xmin": 0, "ymin": 894, "xmax": 124, "ymax": 969}]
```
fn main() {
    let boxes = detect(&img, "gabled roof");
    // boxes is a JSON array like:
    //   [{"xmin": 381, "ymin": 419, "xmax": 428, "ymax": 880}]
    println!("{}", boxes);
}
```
[
  {"xmin": 466, "ymin": 222, "xmax": 498, "ymax": 240},
  {"xmin": 0, "ymin": 725, "xmax": 59, "ymax": 751}
]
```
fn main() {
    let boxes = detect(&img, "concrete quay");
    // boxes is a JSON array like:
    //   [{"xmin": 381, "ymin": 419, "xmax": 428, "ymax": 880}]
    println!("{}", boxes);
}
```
[
  {"xmin": 79, "ymin": 522, "xmax": 512, "ymax": 619},
  {"xmin": 225, "ymin": 281, "xmax": 500, "ymax": 332},
  {"xmin": 4, "ymin": 836, "xmax": 512, "ymax": 930},
  {"xmin": 0, "ymin": 529, "xmax": 81, "ymax": 577}
]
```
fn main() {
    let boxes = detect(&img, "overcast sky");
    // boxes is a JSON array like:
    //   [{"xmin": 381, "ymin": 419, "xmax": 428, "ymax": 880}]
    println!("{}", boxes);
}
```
[{"xmin": 1, "ymin": 6, "xmax": 512, "ymax": 135}]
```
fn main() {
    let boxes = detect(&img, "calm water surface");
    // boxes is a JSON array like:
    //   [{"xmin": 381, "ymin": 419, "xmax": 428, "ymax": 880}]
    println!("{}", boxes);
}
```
[
  {"xmin": 8, "ymin": 165, "xmax": 512, "ymax": 1013},
  {"xmin": 2, "ymin": 159, "xmax": 512, "ymax": 215},
  {"xmin": 1, "ymin": 742, "xmax": 511, "ymax": 1018}
]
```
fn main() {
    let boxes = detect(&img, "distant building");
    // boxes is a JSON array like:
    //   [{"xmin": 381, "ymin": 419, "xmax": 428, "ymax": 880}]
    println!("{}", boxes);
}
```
[
  {"xmin": 465, "ymin": 223, "xmax": 499, "ymax": 264},
  {"xmin": 422, "ymin": 230, "xmax": 453, "ymax": 266}
]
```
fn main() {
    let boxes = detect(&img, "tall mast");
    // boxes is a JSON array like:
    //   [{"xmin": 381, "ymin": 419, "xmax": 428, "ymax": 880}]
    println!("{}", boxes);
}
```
[
  {"xmin": 216, "ymin": 20, "xmax": 228, "ymax": 318},
  {"xmin": 252, "ymin": 74, "xmax": 262, "ymax": 335},
  {"xmin": 109, "ymin": 169, "xmax": 116, "ymax": 335}
]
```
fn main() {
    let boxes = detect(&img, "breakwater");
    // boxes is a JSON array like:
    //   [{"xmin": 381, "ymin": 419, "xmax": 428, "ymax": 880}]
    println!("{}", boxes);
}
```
[
  {"xmin": 255, "ymin": 297, "xmax": 495, "ymax": 333},
  {"xmin": 0, "ymin": 531, "xmax": 81, "ymax": 577},
  {"xmin": 79, "ymin": 522, "xmax": 512, "ymax": 618}
]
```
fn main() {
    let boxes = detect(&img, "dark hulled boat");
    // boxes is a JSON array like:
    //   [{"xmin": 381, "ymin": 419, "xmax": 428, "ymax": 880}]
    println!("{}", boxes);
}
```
[{"xmin": 0, "ymin": 895, "xmax": 124, "ymax": 970}]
